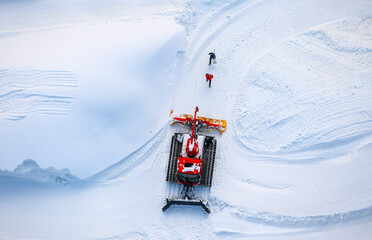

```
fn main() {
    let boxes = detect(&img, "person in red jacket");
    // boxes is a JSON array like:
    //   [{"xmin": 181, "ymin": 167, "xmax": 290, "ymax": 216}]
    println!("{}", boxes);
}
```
[{"xmin": 205, "ymin": 73, "xmax": 214, "ymax": 87}]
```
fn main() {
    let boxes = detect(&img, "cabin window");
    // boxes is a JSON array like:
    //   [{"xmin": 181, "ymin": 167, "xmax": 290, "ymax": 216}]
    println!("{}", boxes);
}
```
[{"xmin": 185, "ymin": 163, "xmax": 193, "ymax": 167}]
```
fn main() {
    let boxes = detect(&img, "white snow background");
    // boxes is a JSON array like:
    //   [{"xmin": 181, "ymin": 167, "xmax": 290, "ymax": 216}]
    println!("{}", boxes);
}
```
[{"xmin": 0, "ymin": 0, "xmax": 371, "ymax": 239}]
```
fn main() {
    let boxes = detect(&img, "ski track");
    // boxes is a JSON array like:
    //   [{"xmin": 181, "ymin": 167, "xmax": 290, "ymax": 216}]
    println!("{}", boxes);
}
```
[{"xmin": 0, "ymin": 68, "xmax": 77, "ymax": 120}]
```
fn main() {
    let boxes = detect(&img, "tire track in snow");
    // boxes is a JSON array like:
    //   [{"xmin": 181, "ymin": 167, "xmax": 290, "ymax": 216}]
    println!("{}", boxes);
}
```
[
  {"xmin": 232, "ymin": 18, "xmax": 372, "ymax": 161},
  {"xmin": 169, "ymin": 1, "xmax": 271, "ymax": 210},
  {"xmin": 0, "ymin": 68, "xmax": 77, "ymax": 120},
  {"xmin": 154, "ymin": 123, "xmax": 184, "ymax": 208},
  {"xmin": 186, "ymin": 0, "xmax": 268, "ymax": 66},
  {"xmin": 220, "ymin": 18, "xmax": 372, "ymax": 233},
  {"xmin": 173, "ymin": 2, "xmax": 372, "ymax": 224},
  {"xmin": 234, "ymin": 91, "xmax": 372, "ymax": 157},
  {"xmin": 88, "ymin": 123, "xmax": 168, "ymax": 184},
  {"xmin": 177, "ymin": 3, "xmax": 372, "ymax": 234},
  {"xmin": 210, "ymin": 197, "xmax": 372, "ymax": 228},
  {"xmin": 99, "ymin": 231, "xmax": 149, "ymax": 240},
  {"xmin": 171, "ymin": 0, "xmax": 268, "ymax": 118}
]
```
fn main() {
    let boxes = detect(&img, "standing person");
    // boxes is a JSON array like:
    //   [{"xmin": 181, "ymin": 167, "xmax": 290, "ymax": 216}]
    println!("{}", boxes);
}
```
[
  {"xmin": 208, "ymin": 51, "xmax": 216, "ymax": 65},
  {"xmin": 205, "ymin": 73, "xmax": 214, "ymax": 87}
]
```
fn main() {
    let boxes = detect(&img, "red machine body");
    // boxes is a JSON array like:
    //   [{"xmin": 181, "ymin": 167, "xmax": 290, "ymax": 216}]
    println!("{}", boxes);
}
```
[
  {"xmin": 177, "ymin": 107, "xmax": 203, "ymax": 186},
  {"xmin": 178, "ymin": 157, "xmax": 202, "ymax": 175},
  {"xmin": 185, "ymin": 138, "xmax": 199, "ymax": 157}
]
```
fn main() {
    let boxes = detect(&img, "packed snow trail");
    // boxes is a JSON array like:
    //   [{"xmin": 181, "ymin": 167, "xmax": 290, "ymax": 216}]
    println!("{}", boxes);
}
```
[{"xmin": 165, "ymin": 0, "xmax": 372, "ymax": 239}]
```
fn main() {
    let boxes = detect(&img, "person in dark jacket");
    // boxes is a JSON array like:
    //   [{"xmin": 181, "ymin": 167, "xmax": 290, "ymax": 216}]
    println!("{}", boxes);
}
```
[
  {"xmin": 205, "ymin": 73, "xmax": 214, "ymax": 87},
  {"xmin": 208, "ymin": 52, "xmax": 216, "ymax": 65}
]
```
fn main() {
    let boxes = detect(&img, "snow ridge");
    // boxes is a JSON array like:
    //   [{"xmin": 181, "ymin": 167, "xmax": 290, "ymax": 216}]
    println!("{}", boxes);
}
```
[{"xmin": 0, "ymin": 159, "xmax": 80, "ymax": 185}]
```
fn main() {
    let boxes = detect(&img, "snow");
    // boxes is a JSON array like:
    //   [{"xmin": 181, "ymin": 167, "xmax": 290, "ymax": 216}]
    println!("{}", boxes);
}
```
[
  {"xmin": 0, "ymin": 15, "xmax": 185, "ymax": 178},
  {"xmin": 0, "ymin": 159, "xmax": 80, "ymax": 186},
  {"xmin": 0, "ymin": 0, "xmax": 372, "ymax": 239},
  {"xmin": 188, "ymin": 138, "xmax": 195, "ymax": 152}
]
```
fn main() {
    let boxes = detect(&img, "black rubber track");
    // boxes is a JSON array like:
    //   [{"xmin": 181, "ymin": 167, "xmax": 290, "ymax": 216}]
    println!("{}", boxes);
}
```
[
  {"xmin": 166, "ymin": 133, "xmax": 183, "ymax": 183},
  {"xmin": 200, "ymin": 136, "xmax": 216, "ymax": 187}
]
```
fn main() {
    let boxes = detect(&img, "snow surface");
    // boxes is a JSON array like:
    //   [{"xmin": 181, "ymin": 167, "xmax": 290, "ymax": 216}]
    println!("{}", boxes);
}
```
[
  {"xmin": 0, "ymin": 7, "xmax": 185, "ymax": 178},
  {"xmin": 0, "ymin": 0, "xmax": 372, "ymax": 239},
  {"xmin": 0, "ymin": 159, "xmax": 81, "ymax": 186}
]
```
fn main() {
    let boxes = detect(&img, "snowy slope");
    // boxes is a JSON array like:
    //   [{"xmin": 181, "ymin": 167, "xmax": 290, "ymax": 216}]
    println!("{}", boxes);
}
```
[
  {"xmin": 0, "ymin": 0, "xmax": 372, "ymax": 239},
  {"xmin": 0, "ymin": 6, "xmax": 185, "ymax": 177}
]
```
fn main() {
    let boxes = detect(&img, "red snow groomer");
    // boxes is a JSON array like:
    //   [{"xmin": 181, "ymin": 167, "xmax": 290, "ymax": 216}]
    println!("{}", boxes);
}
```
[{"xmin": 162, "ymin": 106, "xmax": 226, "ymax": 214}]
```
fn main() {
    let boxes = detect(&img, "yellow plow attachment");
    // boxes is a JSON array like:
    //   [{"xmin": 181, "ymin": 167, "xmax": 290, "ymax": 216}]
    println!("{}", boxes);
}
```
[{"xmin": 170, "ymin": 110, "xmax": 227, "ymax": 134}]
